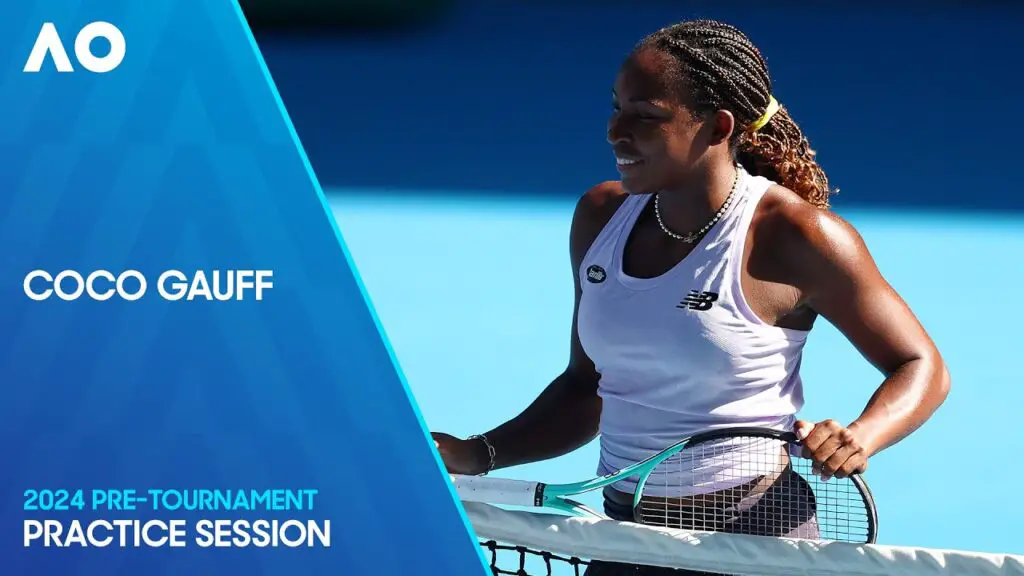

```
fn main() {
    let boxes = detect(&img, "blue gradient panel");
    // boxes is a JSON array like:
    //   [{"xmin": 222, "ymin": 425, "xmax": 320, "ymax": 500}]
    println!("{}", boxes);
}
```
[{"xmin": 0, "ymin": 1, "xmax": 484, "ymax": 575}]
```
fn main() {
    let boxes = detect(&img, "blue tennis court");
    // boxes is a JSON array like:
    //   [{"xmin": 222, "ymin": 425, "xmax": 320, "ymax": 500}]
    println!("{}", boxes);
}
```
[{"xmin": 329, "ymin": 190, "xmax": 1023, "ymax": 557}]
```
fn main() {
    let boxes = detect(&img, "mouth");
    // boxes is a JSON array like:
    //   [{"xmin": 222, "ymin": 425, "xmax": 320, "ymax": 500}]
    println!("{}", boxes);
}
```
[{"xmin": 615, "ymin": 156, "xmax": 645, "ymax": 173}]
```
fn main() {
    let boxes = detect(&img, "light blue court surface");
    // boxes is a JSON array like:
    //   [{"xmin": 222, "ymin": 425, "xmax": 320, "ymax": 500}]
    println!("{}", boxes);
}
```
[{"xmin": 329, "ymin": 191, "xmax": 1024, "ymax": 557}]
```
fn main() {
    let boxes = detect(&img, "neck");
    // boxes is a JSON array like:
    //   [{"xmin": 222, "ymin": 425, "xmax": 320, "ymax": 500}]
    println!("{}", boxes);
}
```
[{"xmin": 655, "ymin": 161, "xmax": 739, "ymax": 236}]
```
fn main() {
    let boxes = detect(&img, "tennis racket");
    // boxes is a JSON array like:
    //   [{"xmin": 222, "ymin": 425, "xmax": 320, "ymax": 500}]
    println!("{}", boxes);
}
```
[{"xmin": 452, "ymin": 426, "xmax": 878, "ymax": 544}]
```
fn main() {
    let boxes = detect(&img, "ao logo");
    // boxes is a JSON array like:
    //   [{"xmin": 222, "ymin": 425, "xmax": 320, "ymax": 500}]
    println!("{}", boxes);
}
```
[{"xmin": 23, "ymin": 22, "xmax": 125, "ymax": 73}]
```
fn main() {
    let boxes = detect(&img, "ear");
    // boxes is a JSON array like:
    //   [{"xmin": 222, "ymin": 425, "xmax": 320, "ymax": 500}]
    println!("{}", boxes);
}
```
[{"xmin": 707, "ymin": 109, "xmax": 736, "ymax": 147}]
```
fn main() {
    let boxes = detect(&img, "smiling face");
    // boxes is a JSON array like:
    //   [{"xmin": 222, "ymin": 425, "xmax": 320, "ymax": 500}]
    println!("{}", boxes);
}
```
[
  {"xmin": 607, "ymin": 19, "xmax": 833, "ymax": 208},
  {"xmin": 607, "ymin": 47, "xmax": 738, "ymax": 195}
]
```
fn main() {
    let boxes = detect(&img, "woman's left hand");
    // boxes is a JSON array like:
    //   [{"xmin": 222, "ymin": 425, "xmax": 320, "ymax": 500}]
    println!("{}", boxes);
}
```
[{"xmin": 794, "ymin": 419, "xmax": 870, "ymax": 481}]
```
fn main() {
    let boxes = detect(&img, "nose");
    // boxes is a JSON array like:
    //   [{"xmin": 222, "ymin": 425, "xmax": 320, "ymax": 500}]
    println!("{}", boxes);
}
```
[{"xmin": 607, "ymin": 112, "xmax": 632, "ymax": 145}]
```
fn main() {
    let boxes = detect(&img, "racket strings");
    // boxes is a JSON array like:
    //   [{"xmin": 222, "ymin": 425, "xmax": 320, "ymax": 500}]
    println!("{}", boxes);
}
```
[{"xmin": 635, "ymin": 436, "xmax": 870, "ymax": 543}]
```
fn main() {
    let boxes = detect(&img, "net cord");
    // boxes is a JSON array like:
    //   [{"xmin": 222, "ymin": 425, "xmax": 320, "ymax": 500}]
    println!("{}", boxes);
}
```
[{"xmin": 463, "ymin": 502, "xmax": 1024, "ymax": 576}]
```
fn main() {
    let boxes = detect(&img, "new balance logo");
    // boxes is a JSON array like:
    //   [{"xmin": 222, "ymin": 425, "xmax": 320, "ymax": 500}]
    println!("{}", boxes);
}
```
[
  {"xmin": 586, "ymin": 265, "xmax": 606, "ymax": 284},
  {"xmin": 677, "ymin": 290, "xmax": 718, "ymax": 311}
]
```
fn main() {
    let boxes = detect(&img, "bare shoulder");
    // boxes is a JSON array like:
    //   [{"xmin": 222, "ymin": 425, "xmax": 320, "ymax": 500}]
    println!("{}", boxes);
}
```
[
  {"xmin": 575, "ymin": 181, "xmax": 628, "ymax": 222},
  {"xmin": 570, "ymin": 181, "xmax": 629, "ymax": 265},
  {"xmin": 752, "ymin": 185, "xmax": 879, "ymax": 292}
]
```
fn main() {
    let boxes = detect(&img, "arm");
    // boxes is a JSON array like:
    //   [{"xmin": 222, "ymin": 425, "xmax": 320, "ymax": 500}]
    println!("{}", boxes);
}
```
[
  {"xmin": 475, "ymin": 307, "xmax": 602, "ymax": 472},
  {"xmin": 777, "ymin": 203, "xmax": 950, "ymax": 476},
  {"xmin": 434, "ymin": 183, "xmax": 625, "ymax": 476}
]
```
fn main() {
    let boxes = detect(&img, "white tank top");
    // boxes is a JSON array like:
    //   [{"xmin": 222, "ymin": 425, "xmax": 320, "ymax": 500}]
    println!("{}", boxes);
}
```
[{"xmin": 577, "ymin": 168, "xmax": 809, "ymax": 495}]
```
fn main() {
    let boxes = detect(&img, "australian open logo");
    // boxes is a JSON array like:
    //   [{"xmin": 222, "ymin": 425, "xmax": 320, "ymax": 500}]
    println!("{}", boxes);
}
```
[{"xmin": 586, "ymin": 265, "xmax": 606, "ymax": 284}]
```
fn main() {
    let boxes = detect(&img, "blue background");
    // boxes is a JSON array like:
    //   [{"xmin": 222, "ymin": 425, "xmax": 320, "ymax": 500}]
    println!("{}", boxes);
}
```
[
  {"xmin": 256, "ymin": 0, "xmax": 1024, "ymax": 560},
  {"xmin": 262, "ymin": 3, "xmax": 1024, "ymax": 213},
  {"xmin": 2, "ymin": 1, "xmax": 1022, "ymax": 574},
  {"xmin": 0, "ymin": 1, "xmax": 484, "ymax": 575}
]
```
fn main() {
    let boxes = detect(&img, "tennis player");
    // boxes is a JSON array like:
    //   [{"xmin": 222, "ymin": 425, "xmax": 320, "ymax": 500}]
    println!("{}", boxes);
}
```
[{"xmin": 433, "ymin": 19, "xmax": 950, "ymax": 574}]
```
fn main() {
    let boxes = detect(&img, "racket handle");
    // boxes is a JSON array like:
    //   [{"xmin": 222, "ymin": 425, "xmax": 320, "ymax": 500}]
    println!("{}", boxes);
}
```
[{"xmin": 451, "ymin": 475, "xmax": 540, "ymax": 508}]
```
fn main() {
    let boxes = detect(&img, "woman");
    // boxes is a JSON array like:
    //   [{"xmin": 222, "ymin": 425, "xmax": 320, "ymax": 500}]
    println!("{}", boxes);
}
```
[{"xmin": 433, "ymin": 19, "xmax": 950, "ymax": 575}]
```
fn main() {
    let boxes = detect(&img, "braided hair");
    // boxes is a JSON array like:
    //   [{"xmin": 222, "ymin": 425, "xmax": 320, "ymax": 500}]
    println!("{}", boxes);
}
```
[{"xmin": 636, "ymin": 20, "xmax": 834, "ymax": 209}]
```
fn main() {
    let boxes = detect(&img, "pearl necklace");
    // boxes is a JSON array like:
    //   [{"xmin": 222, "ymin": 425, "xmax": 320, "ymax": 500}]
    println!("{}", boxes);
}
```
[{"xmin": 654, "ymin": 167, "xmax": 741, "ymax": 244}]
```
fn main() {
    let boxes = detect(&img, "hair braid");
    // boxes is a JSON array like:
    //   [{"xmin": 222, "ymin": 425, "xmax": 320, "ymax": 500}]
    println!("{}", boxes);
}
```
[{"xmin": 636, "ymin": 20, "xmax": 834, "ymax": 209}]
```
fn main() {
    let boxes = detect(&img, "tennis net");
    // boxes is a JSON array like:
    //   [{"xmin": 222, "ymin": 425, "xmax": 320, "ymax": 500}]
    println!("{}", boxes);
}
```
[{"xmin": 463, "ymin": 502, "xmax": 1024, "ymax": 576}]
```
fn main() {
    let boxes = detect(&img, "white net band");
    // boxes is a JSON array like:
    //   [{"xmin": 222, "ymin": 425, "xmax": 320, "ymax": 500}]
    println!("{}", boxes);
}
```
[{"xmin": 464, "ymin": 502, "xmax": 1024, "ymax": 576}]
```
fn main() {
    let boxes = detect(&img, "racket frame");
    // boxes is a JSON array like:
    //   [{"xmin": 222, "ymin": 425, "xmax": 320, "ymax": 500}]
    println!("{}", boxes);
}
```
[
  {"xmin": 629, "ymin": 426, "xmax": 878, "ymax": 544},
  {"xmin": 453, "ymin": 425, "xmax": 879, "ymax": 543}
]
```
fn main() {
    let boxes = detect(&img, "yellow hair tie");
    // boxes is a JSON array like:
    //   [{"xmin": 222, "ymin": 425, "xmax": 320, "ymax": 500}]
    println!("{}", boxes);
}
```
[{"xmin": 749, "ymin": 96, "xmax": 780, "ymax": 132}]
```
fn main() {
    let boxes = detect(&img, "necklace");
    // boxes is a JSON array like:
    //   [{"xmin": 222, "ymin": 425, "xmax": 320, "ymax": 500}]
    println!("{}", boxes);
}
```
[{"xmin": 654, "ymin": 167, "xmax": 741, "ymax": 244}]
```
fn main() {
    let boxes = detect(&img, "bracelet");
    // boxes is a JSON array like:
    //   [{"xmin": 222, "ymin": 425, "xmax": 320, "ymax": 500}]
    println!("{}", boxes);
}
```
[{"xmin": 468, "ymin": 434, "xmax": 496, "ymax": 476}]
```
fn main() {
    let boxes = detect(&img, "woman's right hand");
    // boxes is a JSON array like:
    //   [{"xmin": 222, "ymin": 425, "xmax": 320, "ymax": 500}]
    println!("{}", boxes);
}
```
[{"xmin": 432, "ymin": 432, "xmax": 489, "ymax": 476}]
